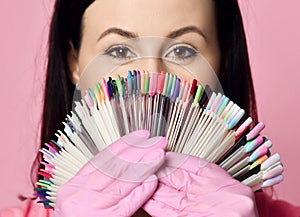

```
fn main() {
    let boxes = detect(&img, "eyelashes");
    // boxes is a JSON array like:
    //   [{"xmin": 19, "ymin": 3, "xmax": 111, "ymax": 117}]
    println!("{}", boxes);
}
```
[
  {"xmin": 103, "ymin": 43, "xmax": 198, "ymax": 62},
  {"xmin": 104, "ymin": 45, "xmax": 137, "ymax": 60},
  {"xmin": 165, "ymin": 45, "xmax": 198, "ymax": 61}
]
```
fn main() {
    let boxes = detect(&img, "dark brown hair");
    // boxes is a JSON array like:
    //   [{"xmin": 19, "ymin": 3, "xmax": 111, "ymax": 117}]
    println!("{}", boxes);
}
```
[{"xmin": 31, "ymin": 0, "xmax": 258, "ymax": 187}]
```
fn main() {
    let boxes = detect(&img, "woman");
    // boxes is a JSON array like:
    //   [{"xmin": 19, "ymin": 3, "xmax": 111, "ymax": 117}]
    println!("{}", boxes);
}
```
[{"xmin": 1, "ymin": 0, "xmax": 300, "ymax": 216}]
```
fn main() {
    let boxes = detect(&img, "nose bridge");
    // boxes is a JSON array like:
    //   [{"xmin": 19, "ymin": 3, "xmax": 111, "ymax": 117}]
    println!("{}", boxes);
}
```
[{"xmin": 137, "ymin": 57, "xmax": 164, "ymax": 73}]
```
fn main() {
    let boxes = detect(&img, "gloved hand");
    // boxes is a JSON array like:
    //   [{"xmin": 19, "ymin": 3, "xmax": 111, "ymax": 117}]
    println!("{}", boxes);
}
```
[
  {"xmin": 54, "ymin": 130, "xmax": 167, "ymax": 217},
  {"xmin": 143, "ymin": 152, "xmax": 258, "ymax": 217}
]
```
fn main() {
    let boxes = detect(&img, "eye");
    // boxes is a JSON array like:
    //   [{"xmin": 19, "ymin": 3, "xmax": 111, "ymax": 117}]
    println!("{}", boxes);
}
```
[
  {"xmin": 104, "ymin": 45, "xmax": 136, "ymax": 60},
  {"xmin": 165, "ymin": 45, "xmax": 198, "ymax": 61}
]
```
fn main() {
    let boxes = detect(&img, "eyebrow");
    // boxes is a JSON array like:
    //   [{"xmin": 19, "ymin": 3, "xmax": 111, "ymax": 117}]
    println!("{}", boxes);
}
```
[
  {"xmin": 167, "ymin": 26, "xmax": 206, "ymax": 40},
  {"xmin": 97, "ymin": 26, "xmax": 206, "ymax": 41},
  {"xmin": 97, "ymin": 28, "xmax": 138, "ymax": 41}
]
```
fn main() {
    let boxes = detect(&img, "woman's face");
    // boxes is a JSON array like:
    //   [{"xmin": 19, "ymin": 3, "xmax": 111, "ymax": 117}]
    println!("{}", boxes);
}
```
[{"xmin": 69, "ymin": 0, "xmax": 220, "ymax": 90}]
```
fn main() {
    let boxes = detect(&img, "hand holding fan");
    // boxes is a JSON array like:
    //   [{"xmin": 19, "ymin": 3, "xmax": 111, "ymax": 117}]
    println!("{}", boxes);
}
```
[{"xmin": 34, "ymin": 38, "xmax": 284, "ymax": 208}]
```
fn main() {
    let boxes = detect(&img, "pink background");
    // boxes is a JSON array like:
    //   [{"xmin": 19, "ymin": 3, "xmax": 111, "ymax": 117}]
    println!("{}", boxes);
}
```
[{"xmin": 0, "ymin": 0, "xmax": 299, "ymax": 210}]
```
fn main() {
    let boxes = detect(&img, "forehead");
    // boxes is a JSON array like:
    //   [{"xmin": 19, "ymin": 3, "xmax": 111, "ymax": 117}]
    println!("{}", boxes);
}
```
[{"xmin": 83, "ymin": 0, "xmax": 216, "ymax": 36}]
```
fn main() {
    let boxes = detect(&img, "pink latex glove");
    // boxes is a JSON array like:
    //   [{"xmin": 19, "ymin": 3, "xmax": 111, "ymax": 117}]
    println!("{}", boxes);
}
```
[
  {"xmin": 53, "ymin": 130, "xmax": 167, "ymax": 217},
  {"xmin": 143, "ymin": 152, "xmax": 259, "ymax": 217}
]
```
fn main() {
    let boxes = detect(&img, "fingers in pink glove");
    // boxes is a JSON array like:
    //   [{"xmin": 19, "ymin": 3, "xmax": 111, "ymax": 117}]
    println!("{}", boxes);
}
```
[
  {"xmin": 144, "ymin": 152, "xmax": 258, "ymax": 217},
  {"xmin": 159, "ymin": 152, "xmax": 230, "ymax": 178},
  {"xmin": 90, "ymin": 135, "xmax": 168, "ymax": 182},
  {"xmin": 69, "ymin": 131, "xmax": 167, "ymax": 188},
  {"xmin": 54, "ymin": 131, "xmax": 168, "ymax": 217},
  {"xmin": 156, "ymin": 152, "xmax": 237, "ymax": 194},
  {"xmin": 108, "ymin": 174, "xmax": 158, "ymax": 215},
  {"xmin": 144, "ymin": 197, "xmax": 202, "ymax": 217},
  {"xmin": 74, "ymin": 130, "xmax": 152, "ymax": 177},
  {"xmin": 146, "ymin": 182, "xmax": 256, "ymax": 215}
]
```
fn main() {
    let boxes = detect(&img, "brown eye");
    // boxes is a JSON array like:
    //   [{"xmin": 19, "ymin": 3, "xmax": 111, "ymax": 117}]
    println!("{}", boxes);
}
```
[
  {"xmin": 174, "ymin": 47, "xmax": 188, "ymax": 58},
  {"xmin": 115, "ymin": 47, "xmax": 128, "ymax": 58},
  {"xmin": 104, "ymin": 46, "xmax": 136, "ymax": 60},
  {"xmin": 165, "ymin": 45, "xmax": 197, "ymax": 61}
]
